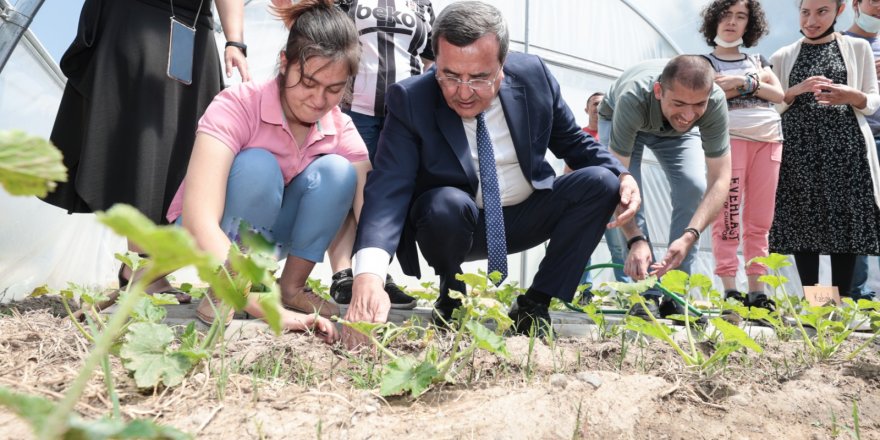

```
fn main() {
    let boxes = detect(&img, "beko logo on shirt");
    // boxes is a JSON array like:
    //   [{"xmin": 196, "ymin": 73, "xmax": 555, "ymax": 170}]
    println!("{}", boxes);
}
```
[{"xmin": 356, "ymin": 5, "xmax": 422, "ymax": 28}]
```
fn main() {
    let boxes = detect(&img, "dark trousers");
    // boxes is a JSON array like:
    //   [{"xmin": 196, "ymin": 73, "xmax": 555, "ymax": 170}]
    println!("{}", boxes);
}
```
[
  {"xmin": 409, "ymin": 167, "xmax": 620, "ymax": 302},
  {"xmin": 793, "ymin": 253, "xmax": 857, "ymax": 299}
]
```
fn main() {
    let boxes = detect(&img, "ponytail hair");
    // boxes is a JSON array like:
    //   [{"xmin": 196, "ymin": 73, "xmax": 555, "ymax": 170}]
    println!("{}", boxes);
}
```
[{"xmin": 271, "ymin": 0, "xmax": 360, "ymax": 85}]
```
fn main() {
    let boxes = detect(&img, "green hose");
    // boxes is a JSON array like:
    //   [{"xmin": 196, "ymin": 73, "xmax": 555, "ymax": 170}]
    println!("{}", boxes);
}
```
[{"xmin": 564, "ymin": 263, "xmax": 710, "ymax": 317}]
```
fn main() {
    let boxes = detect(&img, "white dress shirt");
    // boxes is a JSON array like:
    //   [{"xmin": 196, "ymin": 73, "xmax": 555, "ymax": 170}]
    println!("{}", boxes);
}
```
[{"xmin": 354, "ymin": 97, "xmax": 534, "ymax": 280}]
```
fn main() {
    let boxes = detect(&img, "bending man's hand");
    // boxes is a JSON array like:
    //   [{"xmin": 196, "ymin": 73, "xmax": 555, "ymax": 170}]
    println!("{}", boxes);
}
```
[
  {"xmin": 649, "ymin": 234, "xmax": 696, "ymax": 277},
  {"xmin": 607, "ymin": 173, "xmax": 641, "ymax": 228},
  {"xmin": 342, "ymin": 274, "xmax": 390, "ymax": 350},
  {"xmin": 624, "ymin": 240, "xmax": 653, "ymax": 280}
]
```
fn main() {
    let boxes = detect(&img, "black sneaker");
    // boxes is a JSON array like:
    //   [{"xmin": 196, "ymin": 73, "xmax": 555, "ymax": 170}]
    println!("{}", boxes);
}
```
[
  {"xmin": 330, "ymin": 270, "xmax": 417, "ymax": 309},
  {"xmin": 746, "ymin": 292, "xmax": 775, "ymax": 312},
  {"xmin": 384, "ymin": 274, "xmax": 417, "ymax": 309},
  {"xmin": 628, "ymin": 295, "xmax": 661, "ymax": 320},
  {"xmin": 720, "ymin": 290, "xmax": 747, "ymax": 323},
  {"xmin": 508, "ymin": 295, "xmax": 553, "ymax": 338},
  {"xmin": 431, "ymin": 297, "xmax": 463, "ymax": 329},
  {"xmin": 329, "ymin": 268, "xmax": 353, "ymax": 304}
]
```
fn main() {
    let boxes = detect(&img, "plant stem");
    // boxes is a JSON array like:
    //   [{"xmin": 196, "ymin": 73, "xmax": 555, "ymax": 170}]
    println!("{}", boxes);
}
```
[
  {"xmin": 438, "ymin": 312, "xmax": 470, "ymax": 380},
  {"xmin": 39, "ymin": 276, "xmax": 151, "ymax": 439},
  {"xmin": 845, "ymin": 330, "xmax": 880, "ymax": 362},
  {"xmin": 100, "ymin": 355, "xmax": 121, "ymax": 420},
  {"xmin": 61, "ymin": 298, "xmax": 94, "ymax": 343}
]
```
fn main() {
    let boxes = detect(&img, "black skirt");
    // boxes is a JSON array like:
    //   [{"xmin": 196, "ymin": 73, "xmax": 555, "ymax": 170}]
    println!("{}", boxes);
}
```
[{"xmin": 43, "ymin": 0, "xmax": 223, "ymax": 223}]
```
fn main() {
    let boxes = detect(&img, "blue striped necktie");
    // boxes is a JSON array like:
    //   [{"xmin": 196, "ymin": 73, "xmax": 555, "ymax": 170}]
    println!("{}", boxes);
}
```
[{"xmin": 476, "ymin": 112, "xmax": 508, "ymax": 285}]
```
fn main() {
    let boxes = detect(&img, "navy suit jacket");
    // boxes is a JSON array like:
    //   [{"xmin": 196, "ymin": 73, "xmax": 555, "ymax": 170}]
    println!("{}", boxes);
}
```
[{"xmin": 354, "ymin": 52, "xmax": 627, "ymax": 277}]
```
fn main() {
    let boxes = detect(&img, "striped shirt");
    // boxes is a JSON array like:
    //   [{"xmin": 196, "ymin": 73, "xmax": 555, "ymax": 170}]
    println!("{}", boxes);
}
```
[{"xmin": 340, "ymin": 0, "xmax": 434, "ymax": 116}]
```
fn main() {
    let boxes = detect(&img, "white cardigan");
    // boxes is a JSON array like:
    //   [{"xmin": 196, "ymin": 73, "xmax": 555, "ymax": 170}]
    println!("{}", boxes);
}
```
[{"xmin": 770, "ymin": 34, "xmax": 880, "ymax": 209}]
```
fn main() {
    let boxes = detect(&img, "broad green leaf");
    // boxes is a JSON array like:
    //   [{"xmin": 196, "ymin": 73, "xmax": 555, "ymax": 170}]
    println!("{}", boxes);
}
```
[
  {"xmin": 599, "ymin": 276, "xmax": 657, "ymax": 295},
  {"xmin": 81, "ymin": 289, "xmax": 112, "ymax": 305},
  {"xmin": 624, "ymin": 315, "xmax": 673, "ymax": 341},
  {"xmin": 228, "ymin": 245, "xmax": 271, "ymax": 286},
  {"xmin": 380, "ymin": 355, "xmax": 438, "ymax": 397},
  {"xmin": 130, "ymin": 296, "xmax": 167, "ymax": 323},
  {"xmin": 702, "ymin": 341, "xmax": 741, "ymax": 367},
  {"xmin": 98, "ymin": 205, "xmax": 219, "ymax": 278},
  {"xmin": 0, "ymin": 386, "xmax": 53, "ymax": 428},
  {"xmin": 749, "ymin": 253, "xmax": 791, "ymax": 271},
  {"xmin": 120, "ymin": 323, "xmax": 192, "ymax": 388},
  {"xmin": 115, "ymin": 252, "xmax": 147, "ymax": 273},
  {"xmin": 659, "ymin": 270, "xmax": 689, "ymax": 295},
  {"xmin": 689, "ymin": 273, "xmax": 714, "ymax": 295},
  {"xmin": 487, "ymin": 271, "xmax": 504, "ymax": 286},
  {"xmin": 465, "ymin": 320, "xmax": 509, "ymax": 357},
  {"xmin": 256, "ymin": 288, "xmax": 283, "ymax": 335},
  {"xmin": 407, "ymin": 289, "xmax": 439, "ymax": 301},
  {"xmin": 198, "ymin": 267, "xmax": 249, "ymax": 312},
  {"xmin": 856, "ymin": 299, "xmax": 880, "ymax": 311},
  {"xmin": 65, "ymin": 417, "xmax": 192, "ymax": 440},
  {"xmin": 338, "ymin": 319, "xmax": 389, "ymax": 337},
  {"xmin": 710, "ymin": 318, "xmax": 762, "ymax": 353},
  {"xmin": 147, "ymin": 293, "xmax": 180, "ymax": 306},
  {"xmin": 28, "ymin": 285, "xmax": 51, "ymax": 298},
  {"xmin": 456, "ymin": 273, "xmax": 487, "ymax": 293},
  {"xmin": 478, "ymin": 304, "xmax": 514, "ymax": 332},
  {"xmin": 757, "ymin": 274, "xmax": 789, "ymax": 289},
  {"xmin": 0, "ymin": 130, "xmax": 67, "ymax": 197},
  {"xmin": 447, "ymin": 289, "xmax": 465, "ymax": 300}
]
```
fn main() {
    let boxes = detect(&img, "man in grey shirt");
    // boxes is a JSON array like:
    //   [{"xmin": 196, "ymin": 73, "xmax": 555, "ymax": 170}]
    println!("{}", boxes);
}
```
[{"xmin": 598, "ymin": 55, "xmax": 732, "ymax": 312}]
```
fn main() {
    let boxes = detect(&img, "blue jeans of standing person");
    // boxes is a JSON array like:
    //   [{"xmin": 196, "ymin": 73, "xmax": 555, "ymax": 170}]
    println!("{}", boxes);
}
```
[
  {"xmin": 210, "ymin": 149, "xmax": 357, "ymax": 261},
  {"xmin": 579, "ymin": 228, "xmax": 631, "ymax": 288},
  {"xmin": 344, "ymin": 109, "xmax": 384, "ymax": 164},
  {"xmin": 851, "ymin": 139, "xmax": 880, "ymax": 299},
  {"xmin": 598, "ymin": 120, "xmax": 706, "ymax": 282}
]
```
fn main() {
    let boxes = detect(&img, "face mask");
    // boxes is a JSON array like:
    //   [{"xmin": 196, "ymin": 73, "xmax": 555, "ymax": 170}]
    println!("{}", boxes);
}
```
[
  {"xmin": 800, "ymin": 18, "xmax": 837, "ymax": 40},
  {"xmin": 857, "ymin": 9, "xmax": 880, "ymax": 34},
  {"xmin": 714, "ymin": 35, "xmax": 743, "ymax": 48}
]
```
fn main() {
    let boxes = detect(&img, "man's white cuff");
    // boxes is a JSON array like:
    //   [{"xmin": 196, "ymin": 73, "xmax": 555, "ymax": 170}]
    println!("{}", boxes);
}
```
[{"xmin": 353, "ymin": 247, "xmax": 392, "ymax": 281}]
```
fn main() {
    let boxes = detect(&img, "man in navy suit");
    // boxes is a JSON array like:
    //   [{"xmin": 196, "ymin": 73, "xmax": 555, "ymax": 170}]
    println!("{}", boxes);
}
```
[{"xmin": 342, "ymin": 1, "xmax": 647, "ymax": 347}]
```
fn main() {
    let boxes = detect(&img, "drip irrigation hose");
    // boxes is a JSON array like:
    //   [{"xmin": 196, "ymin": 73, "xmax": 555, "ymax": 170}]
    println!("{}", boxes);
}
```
[{"xmin": 563, "ymin": 263, "xmax": 717, "ymax": 317}]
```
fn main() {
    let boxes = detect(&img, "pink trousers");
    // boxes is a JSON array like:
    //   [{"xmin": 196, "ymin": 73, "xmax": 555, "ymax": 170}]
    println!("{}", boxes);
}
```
[{"xmin": 712, "ymin": 139, "xmax": 782, "ymax": 277}]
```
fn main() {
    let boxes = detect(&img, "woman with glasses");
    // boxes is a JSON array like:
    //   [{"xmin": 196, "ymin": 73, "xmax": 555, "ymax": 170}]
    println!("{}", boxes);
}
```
[
  {"xmin": 769, "ymin": 0, "xmax": 880, "ymax": 296},
  {"xmin": 167, "ymin": 0, "xmax": 370, "ymax": 342}
]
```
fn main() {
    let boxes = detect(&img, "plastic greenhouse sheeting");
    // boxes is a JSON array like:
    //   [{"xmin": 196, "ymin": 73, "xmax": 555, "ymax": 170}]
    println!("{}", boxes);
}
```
[{"xmin": 1, "ymin": 0, "xmax": 874, "ymax": 302}]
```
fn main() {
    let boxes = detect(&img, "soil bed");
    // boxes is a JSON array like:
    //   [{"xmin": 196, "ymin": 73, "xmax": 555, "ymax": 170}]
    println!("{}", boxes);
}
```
[{"xmin": 0, "ymin": 310, "xmax": 878, "ymax": 439}]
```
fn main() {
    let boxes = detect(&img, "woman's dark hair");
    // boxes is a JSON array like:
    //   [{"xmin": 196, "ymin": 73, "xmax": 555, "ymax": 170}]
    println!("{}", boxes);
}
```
[
  {"xmin": 272, "ymin": 0, "xmax": 360, "ymax": 86},
  {"xmin": 699, "ymin": 0, "xmax": 769, "ymax": 48}
]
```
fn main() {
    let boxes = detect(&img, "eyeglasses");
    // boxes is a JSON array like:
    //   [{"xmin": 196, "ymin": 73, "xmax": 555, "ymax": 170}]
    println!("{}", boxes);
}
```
[{"xmin": 436, "ymin": 68, "xmax": 502, "ymax": 92}]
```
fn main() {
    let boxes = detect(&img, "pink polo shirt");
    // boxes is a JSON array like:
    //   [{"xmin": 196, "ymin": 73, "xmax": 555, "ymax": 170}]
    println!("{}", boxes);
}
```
[{"xmin": 166, "ymin": 78, "xmax": 368, "ymax": 222}]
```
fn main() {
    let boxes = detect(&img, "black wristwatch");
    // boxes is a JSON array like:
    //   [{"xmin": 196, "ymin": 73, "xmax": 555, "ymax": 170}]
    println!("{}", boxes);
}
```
[
  {"xmin": 626, "ymin": 235, "xmax": 648, "ymax": 250},
  {"xmin": 225, "ymin": 41, "xmax": 247, "ymax": 57}
]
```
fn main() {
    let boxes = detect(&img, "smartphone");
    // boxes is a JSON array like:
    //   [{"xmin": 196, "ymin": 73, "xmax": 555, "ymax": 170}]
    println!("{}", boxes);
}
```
[{"xmin": 167, "ymin": 18, "xmax": 196, "ymax": 85}]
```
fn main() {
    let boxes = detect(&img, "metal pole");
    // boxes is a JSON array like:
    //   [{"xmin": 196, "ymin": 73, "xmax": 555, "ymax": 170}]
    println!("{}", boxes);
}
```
[
  {"xmin": 0, "ymin": 0, "xmax": 46, "ymax": 74},
  {"xmin": 519, "ymin": 0, "xmax": 530, "ymax": 288},
  {"xmin": 522, "ymin": 0, "xmax": 529, "ymax": 54}
]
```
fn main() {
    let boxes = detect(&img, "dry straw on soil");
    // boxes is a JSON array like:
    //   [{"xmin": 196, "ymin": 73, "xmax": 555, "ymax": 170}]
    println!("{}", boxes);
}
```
[{"xmin": 0, "ymin": 304, "xmax": 879, "ymax": 439}]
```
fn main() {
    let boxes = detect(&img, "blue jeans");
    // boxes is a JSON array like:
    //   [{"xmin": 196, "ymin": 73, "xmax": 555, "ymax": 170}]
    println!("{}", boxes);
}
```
[
  {"xmin": 852, "ymin": 139, "xmax": 880, "ymax": 298},
  {"xmin": 217, "ymin": 149, "xmax": 356, "ymax": 262},
  {"xmin": 599, "ymin": 120, "xmax": 706, "ymax": 276},
  {"xmin": 344, "ymin": 109, "xmax": 384, "ymax": 164}
]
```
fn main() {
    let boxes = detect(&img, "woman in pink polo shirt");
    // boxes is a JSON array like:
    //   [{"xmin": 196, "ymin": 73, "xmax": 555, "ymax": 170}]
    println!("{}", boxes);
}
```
[{"xmin": 167, "ymin": 0, "xmax": 369, "ymax": 343}]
